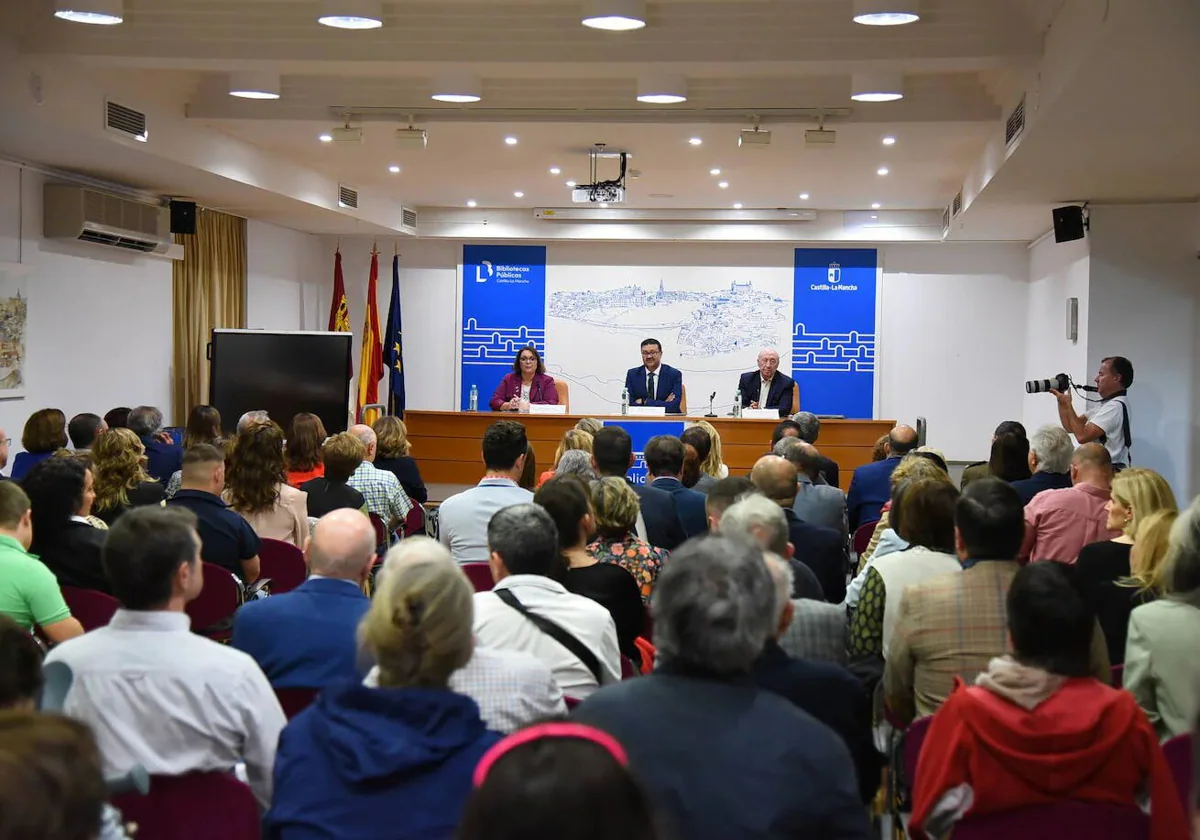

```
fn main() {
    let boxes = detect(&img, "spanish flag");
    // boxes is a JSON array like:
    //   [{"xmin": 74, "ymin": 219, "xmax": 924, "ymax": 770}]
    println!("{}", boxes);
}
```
[
  {"xmin": 328, "ymin": 249, "xmax": 352, "ymax": 381},
  {"xmin": 357, "ymin": 248, "xmax": 384, "ymax": 424}
]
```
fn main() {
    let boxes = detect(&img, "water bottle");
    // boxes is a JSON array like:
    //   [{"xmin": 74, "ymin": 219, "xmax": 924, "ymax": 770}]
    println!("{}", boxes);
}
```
[
  {"xmin": 620, "ymin": 387, "xmax": 630, "ymax": 416},
  {"xmin": 468, "ymin": 383, "xmax": 478, "ymax": 412},
  {"xmin": 733, "ymin": 389, "xmax": 743, "ymax": 418}
]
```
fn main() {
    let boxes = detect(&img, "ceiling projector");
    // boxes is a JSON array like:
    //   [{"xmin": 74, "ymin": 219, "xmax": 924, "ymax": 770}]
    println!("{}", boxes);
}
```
[
  {"xmin": 395, "ymin": 128, "xmax": 428, "ymax": 150},
  {"xmin": 573, "ymin": 185, "xmax": 625, "ymax": 204},
  {"xmin": 738, "ymin": 128, "xmax": 771, "ymax": 148},
  {"xmin": 331, "ymin": 126, "xmax": 363, "ymax": 143}
]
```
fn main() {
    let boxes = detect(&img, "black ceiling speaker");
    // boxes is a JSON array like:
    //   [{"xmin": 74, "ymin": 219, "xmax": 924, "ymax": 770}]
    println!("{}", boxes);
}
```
[
  {"xmin": 170, "ymin": 200, "xmax": 197, "ymax": 235},
  {"xmin": 1052, "ymin": 205, "xmax": 1086, "ymax": 243}
]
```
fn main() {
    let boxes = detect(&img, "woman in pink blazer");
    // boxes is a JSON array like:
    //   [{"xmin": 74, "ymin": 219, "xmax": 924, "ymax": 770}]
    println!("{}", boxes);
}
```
[{"xmin": 489, "ymin": 346, "xmax": 559, "ymax": 411}]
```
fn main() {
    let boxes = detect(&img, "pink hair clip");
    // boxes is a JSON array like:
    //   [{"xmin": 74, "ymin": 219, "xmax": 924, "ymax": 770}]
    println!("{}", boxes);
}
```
[{"xmin": 472, "ymin": 722, "xmax": 628, "ymax": 787}]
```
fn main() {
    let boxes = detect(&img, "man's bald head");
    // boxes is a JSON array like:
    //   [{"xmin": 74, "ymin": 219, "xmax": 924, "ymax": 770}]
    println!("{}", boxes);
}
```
[
  {"xmin": 750, "ymin": 455, "xmax": 799, "ymax": 506},
  {"xmin": 348, "ymin": 424, "xmax": 378, "ymax": 461},
  {"xmin": 1071, "ymin": 442, "xmax": 1113, "ymax": 488},
  {"xmin": 889, "ymin": 424, "xmax": 918, "ymax": 456},
  {"xmin": 307, "ymin": 509, "xmax": 377, "ymax": 581}
]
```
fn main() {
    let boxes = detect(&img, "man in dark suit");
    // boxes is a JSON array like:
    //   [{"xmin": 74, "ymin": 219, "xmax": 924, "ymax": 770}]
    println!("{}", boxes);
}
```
[
  {"xmin": 790, "ymin": 412, "xmax": 840, "ymax": 489},
  {"xmin": 127, "ymin": 405, "xmax": 182, "ymax": 484},
  {"xmin": 738, "ymin": 349, "xmax": 796, "ymax": 418},
  {"xmin": 645, "ymin": 435, "xmax": 708, "ymax": 538},
  {"xmin": 847, "ymin": 424, "xmax": 918, "ymax": 532},
  {"xmin": 591, "ymin": 426, "xmax": 686, "ymax": 551},
  {"xmin": 623, "ymin": 338, "xmax": 684, "ymax": 415},
  {"xmin": 231, "ymin": 508, "xmax": 376, "ymax": 688},
  {"xmin": 713, "ymin": 484, "xmax": 825, "ymax": 601}
]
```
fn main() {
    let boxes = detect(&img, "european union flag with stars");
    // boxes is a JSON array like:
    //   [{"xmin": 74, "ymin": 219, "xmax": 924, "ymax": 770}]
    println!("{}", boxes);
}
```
[{"xmin": 384, "ymin": 253, "xmax": 405, "ymax": 416}]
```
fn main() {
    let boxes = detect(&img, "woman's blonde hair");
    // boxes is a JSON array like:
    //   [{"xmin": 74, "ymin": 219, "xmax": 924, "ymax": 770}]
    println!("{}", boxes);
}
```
[
  {"xmin": 361, "ymin": 537, "xmax": 474, "ymax": 689},
  {"xmin": 1123, "ymin": 508, "xmax": 1178, "ymax": 595},
  {"xmin": 694, "ymin": 419, "xmax": 724, "ymax": 478},
  {"xmin": 373, "ymin": 415, "xmax": 412, "ymax": 459},
  {"xmin": 552, "ymin": 429, "xmax": 593, "ymax": 470},
  {"xmin": 92, "ymin": 428, "xmax": 151, "ymax": 513},
  {"xmin": 590, "ymin": 476, "xmax": 640, "ymax": 537},
  {"xmin": 890, "ymin": 453, "xmax": 952, "ymax": 491},
  {"xmin": 1111, "ymin": 467, "xmax": 1177, "ymax": 539}
]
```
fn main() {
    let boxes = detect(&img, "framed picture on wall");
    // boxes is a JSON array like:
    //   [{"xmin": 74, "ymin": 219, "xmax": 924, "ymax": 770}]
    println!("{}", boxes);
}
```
[{"xmin": 0, "ymin": 263, "xmax": 28, "ymax": 400}]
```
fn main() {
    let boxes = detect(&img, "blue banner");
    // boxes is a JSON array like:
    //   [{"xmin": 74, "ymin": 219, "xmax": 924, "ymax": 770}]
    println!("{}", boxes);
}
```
[
  {"xmin": 461, "ymin": 245, "xmax": 547, "ymax": 411},
  {"xmin": 792, "ymin": 249, "xmax": 878, "ymax": 418},
  {"xmin": 603, "ymin": 420, "xmax": 687, "ymax": 485}
]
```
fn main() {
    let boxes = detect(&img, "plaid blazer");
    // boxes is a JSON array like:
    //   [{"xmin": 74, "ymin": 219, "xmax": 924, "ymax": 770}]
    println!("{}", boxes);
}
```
[{"xmin": 780, "ymin": 599, "xmax": 849, "ymax": 666}]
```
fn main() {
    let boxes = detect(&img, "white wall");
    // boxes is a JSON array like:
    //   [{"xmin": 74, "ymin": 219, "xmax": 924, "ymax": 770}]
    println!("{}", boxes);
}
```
[{"xmin": 246, "ymin": 219, "xmax": 326, "ymax": 332}]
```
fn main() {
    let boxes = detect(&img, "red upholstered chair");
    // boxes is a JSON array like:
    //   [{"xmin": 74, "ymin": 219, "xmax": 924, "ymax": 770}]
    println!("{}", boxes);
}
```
[
  {"xmin": 111, "ymin": 772, "xmax": 260, "ymax": 840},
  {"xmin": 1162, "ymin": 732, "xmax": 1192, "ymax": 814},
  {"xmin": 949, "ymin": 801, "xmax": 1149, "ymax": 839},
  {"xmin": 620, "ymin": 656, "xmax": 638, "ymax": 680},
  {"xmin": 60, "ymin": 586, "xmax": 119, "ymax": 631},
  {"xmin": 902, "ymin": 714, "xmax": 933, "ymax": 787},
  {"xmin": 274, "ymin": 687, "xmax": 319, "ymax": 720},
  {"xmin": 564, "ymin": 696, "xmax": 582, "ymax": 710},
  {"xmin": 402, "ymin": 503, "xmax": 426, "ymax": 537},
  {"xmin": 462, "ymin": 562, "xmax": 495, "ymax": 592},
  {"xmin": 184, "ymin": 563, "xmax": 242, "ymax": 641},
  {"xmin": 369, "ymin": 512, "xmax": 388, "ymax": 555},
  {"xmin": 852, "ymin": 521, "xmax": 878, "ymax": 557},
  {"xmin": 258, "ymin": 538, "xmax": 307, "ymax": 594}
]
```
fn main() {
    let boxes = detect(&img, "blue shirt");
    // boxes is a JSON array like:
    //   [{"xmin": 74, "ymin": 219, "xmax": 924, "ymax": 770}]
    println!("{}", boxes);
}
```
[{"xmin": 167, "ymin": 489, "xmax": 260, "ymax": 578}]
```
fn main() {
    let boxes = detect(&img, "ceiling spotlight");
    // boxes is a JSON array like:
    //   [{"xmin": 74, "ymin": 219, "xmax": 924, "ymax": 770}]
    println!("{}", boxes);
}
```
[
  {"xmin": 852, "ymin": 0, "xmax": 920, "ymax": 25},
  {"xmin": 228, "ymin": 71, "xmax": 281, "ymax": 100},
  {"xmin": 877, "ymin": 167, "xmax": 890, "ymax": 176},
  {"xmin": 549, "ymin": 167, "xmax": 561, "ymax": 175},
  {"xmin": 430, "ymin": 74, "xmax": 482, "ymax": 103},
  {"xmin": 318, "ymin": 133, "xmax": 333, "ymax": 143},
  {"xmin": 467, "ymin": 200, "xmax": 477, "ymax": 208},
  {"xmin": 53, "ymin": 0, "xmax": 122, "ymax": 24},
  {"xmin": 710, "ymin": 168, "xmax": 721, "ymax": 176},
  {"xmin": 871, "ymin": 202, "xmax": 882, "ymax": 209},
  {"xmin": 852, "ymin": 72, "xmax": 905, "ymax": 102},
  {"xmin": 637, "ymin": 75, "xmax": 688, "ymax": 105},
  {"xmin": 566, "ymin": 180, "xmax": 577, "ymax": 187},
  {"xmin": 799, "ymin": 192, "xmax": 810, "ymax": 200},
  {"xmin": 733, "ymin": 203, "xmax": 744, "ymax": 210},
  {"xmin": 718, "ymin": 181, "xmax": 729, "ymax": 189},
  {"xmin": 513, "ymin": 191, "xmax": 525, "ymax": 198},
  {"xmin": 317, "ymin": 0, "xmax": 383, "ymax": 28},
  {"xmin": 388, "ymin": 164, "xmax": 401, "ymax": 174},
  {"xmin": 882, "ymin": 135, "xmax": 897, "ymax": 146},
  {"xmin": 581, "ymin": 0, "xmax": 647, "ymax": 31},
  {"xmin": 504, "ymin": 136, "xmax": 519, "ymax": 146}
]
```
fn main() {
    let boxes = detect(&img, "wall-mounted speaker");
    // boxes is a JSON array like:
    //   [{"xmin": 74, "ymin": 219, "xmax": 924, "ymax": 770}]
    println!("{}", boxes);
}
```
[
  {"xmin": 170, "ymin": 200, "xmax": 197, "ymax": 235},
  {"xmin": 1052, "ymin": 205, "xmax": 1086, "ymax": 243},
  {"xmin": 1066, "ymin": 297, "xmax": 1079, "ymax": 342}
]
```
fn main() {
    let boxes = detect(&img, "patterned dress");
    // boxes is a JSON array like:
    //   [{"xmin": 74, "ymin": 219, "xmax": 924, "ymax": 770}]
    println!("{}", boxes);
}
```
[{"xmin": 587, "ymin": 531, "xmax": 669, "ymax": 605}]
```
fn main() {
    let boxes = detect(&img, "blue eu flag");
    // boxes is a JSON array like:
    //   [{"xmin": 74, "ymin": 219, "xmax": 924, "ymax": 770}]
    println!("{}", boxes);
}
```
[{"xmin": 384, "ymin": 253, "xmax": 405, "ymax": 416}]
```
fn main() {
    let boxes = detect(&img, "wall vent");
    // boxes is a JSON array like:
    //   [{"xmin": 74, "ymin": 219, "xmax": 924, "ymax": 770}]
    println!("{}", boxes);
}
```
[
  {"xmin": 105, "ymin": 100, "xmax": 147, "ymax": 141},
  {"xmin": 338, "ymin": 184, "xmax": 358, "ymax": 209},
  {"xmin": 399, "ymin": 206, "xmax": 418, "ymax": 234},
  {"xmin": 952, "ymin": 190, "xmax": 963, "ymax": 217},
  {"xmin": 1005, "ymin": 95, "xmax": 1026, "ymax": 148},
  {"xmin": 941, "ymin": 205, "xmax": 952, "ymax": 239}
]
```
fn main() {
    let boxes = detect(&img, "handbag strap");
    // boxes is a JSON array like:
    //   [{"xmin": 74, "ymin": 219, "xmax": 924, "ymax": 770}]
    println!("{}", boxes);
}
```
[{"xmin": 493, "ymin": 588, "xmax": 604, "ymax": 684}]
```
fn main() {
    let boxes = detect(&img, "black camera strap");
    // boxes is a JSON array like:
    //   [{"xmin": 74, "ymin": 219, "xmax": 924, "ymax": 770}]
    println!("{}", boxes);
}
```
[
  {"xmin": 493, "ymin": 588, "xmax": 604, "ymax": 683},
  {"xmin": 1096, "ymin": 390, "xmax": 1132, "ymax": 462}
]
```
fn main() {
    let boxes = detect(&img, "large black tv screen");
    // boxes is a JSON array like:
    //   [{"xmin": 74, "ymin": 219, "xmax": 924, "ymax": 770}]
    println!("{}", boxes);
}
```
[{"xmin": 209, "ymin": 330, "xmax": 353, "ymax": 436}]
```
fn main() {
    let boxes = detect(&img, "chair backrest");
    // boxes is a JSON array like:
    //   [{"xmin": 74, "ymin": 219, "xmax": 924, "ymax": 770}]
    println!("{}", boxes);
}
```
[
  {"xmin": 274, "ymin": 687, "xmax": 319, "ymax": 720},
  {"xmin": 792, "ymin": 382, "xmax": 800, "ymax": 414},
  {"xmin": 902, "ymin": 714, "xmax": 933, "ymax": 785},
  {"xmin": 111, "ymin": 771, "xmax": 260, "ymax": 840},
  {"xmin": 852, "ymin": 520, "xmax": 878, "ymax": 556},
  {"xmin": 679, "ymin": 384, "xmax": 688, "ymax": 414},
  {"xmin": 620, "ymin": 655, "xmax": 637, "ymax": 679},
  {"xmin": 402, "ymin": 503, "xmax": 426, "ymax": 537},
  {"xmin": 184, "ymin": 563, "xmax": 241, "ymax": 634},
  {"xmin": 368, "ymin": 512, "xmax": 388, "ymax": 553},
  {"xmin": 60, "ymin": 585, "xmax": 120, "ymax": 631},
  {"xmin": 564, "ymin": 696, "xmax": 582, "ymax": 709},
  {"xmin": 1108, "ymin": 663, "xmax": 1124, "ymax": 688},
  {"xmin": 950, "ymin": 801, "xmax": 1149, "ymax": 839},
  {"xmin": 38, "ymin": 661, "xmax": 73, "ymax": 712},
  {"xmin": 1162, "ymin": 732, "xmax": 1193, "ymax": 814},
  {"xmin": 462, "ymin": 562, "xmax": 495, "ymax": 592},
  {"xmin": 257, "ymin": 538, "xmax": 307, "ymax": 594},
  {"xmin": 555, "ymin": 379, "xmax": 570, "ymax": 411}
]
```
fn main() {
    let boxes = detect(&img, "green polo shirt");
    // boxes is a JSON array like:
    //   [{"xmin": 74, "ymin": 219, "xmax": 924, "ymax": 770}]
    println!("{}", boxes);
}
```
[{"xmin": 0, "ymin": 534, "xmax": 71, "ymax": 631}]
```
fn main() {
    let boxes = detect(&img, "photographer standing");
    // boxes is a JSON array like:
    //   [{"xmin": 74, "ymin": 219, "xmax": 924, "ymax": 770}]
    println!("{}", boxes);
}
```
[{"xmin": 1051, "ymin": 356, "xmax": 1133, "ymax": 470}]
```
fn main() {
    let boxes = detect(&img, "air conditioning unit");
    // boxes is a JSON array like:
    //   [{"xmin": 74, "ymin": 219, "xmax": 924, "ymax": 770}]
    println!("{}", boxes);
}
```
[{"xmin": 43, "ymin": 183, "xmax": 173, "ymax": 255}]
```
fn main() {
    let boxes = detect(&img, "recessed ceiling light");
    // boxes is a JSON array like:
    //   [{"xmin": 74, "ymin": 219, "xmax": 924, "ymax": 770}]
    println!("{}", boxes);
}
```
[
  {"xmin": 228, "ymin": 71, "xmax": 281, "ymax": 100},
  {"xmin": 799, "ymin": 192, "xmax": 810, "ymax": 200},
  {"xmin": 566, "ymin": 180, "xmax": 577, "ymax": 188},
  {"xmin": 733, "ymin": 203, "xmax": 743, "ymax": 209},
  {"xmin": 430, "ymin": 74, "xmax": 482, "ymax": 103},
  {"xmin": 318, "ymin": 133, "xmax": 333, "ymax": 143},
  {"xmin": 852, "ymin": 72, "xmax": 905, "ymax": 103},
  {"xmin": 513, "ymin": 191, "xmax": 525, "ymax": 198},
  {"xmin": 317, "ymin": 0, "xmax": 383, "ymax": 29},
  {"xmin": 710, "ymin": 168, "xmax": 721, "ymax": 176},
  {"xmin": 877, "ymin": 167, "xmax": 890, "ymax": 176},
  {"xmin": 688, "ymin": 137, "xmax": 703, "ymax": 146},
  {"xmin": 467, "ymin": 200, "xmax": 477, "ymax": 208},
  {"xmin": 504, "ymin": 136, "xmax": 518, "ymax": 146},
  {"xmin": 388, "ymin": 164, "xmax": 401, "ymax": 174},
  {"xmin": 718, "ymin": 181, "xmax": 729, "ymax": 189},
  {"xmin": 871, "ymin": 202, "xmax": 882, "ymax": 209},
  {"xmin": 581, "ymin": 0, "xmax": 647, "ymax": 31},
  {"xmin": 549, "ymin": 167, "xmax": 561, "ymax": 175},
  {"xmin": 882, "ymin": 135, "xmax": 897, "ymax": 146},
  {"xmin": 53, "ymin": 0, "xmax": 123, "ymax": 24},
  {"xmin": 637, "ymin": 74, "xmax": 687, "ymax": 104},
  {"xmin": 852, "ymin": 0, "xmax": 920, "ymax": 26}
]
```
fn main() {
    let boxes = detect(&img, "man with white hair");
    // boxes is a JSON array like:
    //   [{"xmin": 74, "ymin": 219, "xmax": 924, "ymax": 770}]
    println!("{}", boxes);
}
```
[
  {"xmin": 1010, "ymin": 425, "xmax": 1074, "ymax": 505},
  {"xmin": 231, "ymin": 508, "xmax": 376, "ymax": 688},
  {"xmin": 718, "ymin": 493, "xmax": 824, "ymax": 601},
  {"xmin": 346, "ymin": 423, "xmax": 413, "ymax": 529},
  {"xmin": 737, "ymin": 348, "xmax": 797, "ymax": 417},
  {"xmin": 128, "ymin": 405, "xmax": 182, "ymax": 483}
]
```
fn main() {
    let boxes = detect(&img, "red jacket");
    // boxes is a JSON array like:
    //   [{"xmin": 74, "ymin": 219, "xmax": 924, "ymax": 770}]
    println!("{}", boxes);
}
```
[{"xmin": 911, "ymin": 677, "xmax": 1188, "ymax": 840}]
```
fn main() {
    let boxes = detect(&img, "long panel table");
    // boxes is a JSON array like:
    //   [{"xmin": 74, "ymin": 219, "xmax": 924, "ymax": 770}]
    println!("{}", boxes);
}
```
[{"xmin": 405, "ymin": 411, "xmax": 894, "ymax": 494}]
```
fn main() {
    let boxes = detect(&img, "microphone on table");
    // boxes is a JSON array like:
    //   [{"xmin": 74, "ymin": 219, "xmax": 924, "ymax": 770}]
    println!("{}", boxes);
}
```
[{"xmin": 705, "ymin": 391, "xmax": 718, "ymax": 418}]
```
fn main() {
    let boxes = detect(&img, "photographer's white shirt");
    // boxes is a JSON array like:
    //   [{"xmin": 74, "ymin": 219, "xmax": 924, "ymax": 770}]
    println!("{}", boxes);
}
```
[{"xmin": 1086, "ymin": 396, "xmax": 1131, "ymax": 465}]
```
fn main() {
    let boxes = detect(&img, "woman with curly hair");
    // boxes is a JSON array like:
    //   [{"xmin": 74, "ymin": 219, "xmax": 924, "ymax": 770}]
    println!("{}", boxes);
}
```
[
  {"xmin": 91, "ymin": 428, "xmax": 165, "ymax": 525},
  {"xmin": 224, "ymin": 420, "xmax": 308, "ymax": 548},
  {"xmin": 285, "ymin": 413, "xmax": 327, "ymax": 488}
]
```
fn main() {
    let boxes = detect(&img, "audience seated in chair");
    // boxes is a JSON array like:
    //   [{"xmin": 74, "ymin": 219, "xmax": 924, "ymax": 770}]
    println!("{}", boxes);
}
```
[
  {"xmin": 127, "ymin": 405, "xmax": 183, "ymax": 485},
  {"xmin": 24, "ymin": 457, "xmax": 110, "ymax": 594},
  {"xmin": 299, "ymin": 432, "xmax": 369, "ymax": 519},
  {"xmin": 284, "ymin": 412, "xmax": 327, "ymax": 488},
  {"xmin": 591, "ymin": 426, "xmax": 685, "ymax": 552},
  {"xmin": 910, "ymin": 562, "xmax": 1188, "ymax": 840},
  {"xmin": 787, "ymin": 412, "xmax": 841, "ymax": 488},
  {"xmin": 587, "ymin": 476, "xmax": 669, "ymax": 605},
  {"xmin": 165, "ymin": 404, "xmax": 225, "ymax": 498},
  {"xmin": 372, "ymin": 415, "xmax": 428, "ymax": 504},
  {"xmin": 645, "ymin": 435, "xmax": 708, "ymax": 538},
  {"xmin": 232, "ymin": 508, "xmax": 375, "ymax": 689},
  {"xmin": 846, "ymin": 424, "xmax": 918, "ymax": 532},
  {"xmin": 344, "ymin": 424, "xmax": 414, "ymax": 532},
  {"xmin": 1010, "ymin": 425, "xmax": 1074, "ymax": 505},
  {"xmin": 680, "ymin": 425, "xmax": 718, "ymax": 494},
  {"xmin": 0, "ymin": 613, "xmax": 44, "ymax": 710},
  {"xmin": 224, "ymin": 421, "xmax": 309, "ymax": 549},
  {"xmin": 776, "ymin": 437, "xmax": 847, "ymax": 538},
  {"xmin": 959, "ymin": 420, "xmax": 1026, "ymax": 491},
  {"xmin": 718, "ymin": 492, "xmax": 825, "ymax": 601},
  {"xmin": 45, "ymin": 506, "xmax": 285, "ymax": 809},
  {"xmin": 1021, "ymin": 443, "xmax": 1120, "ymax": 564},
  {"xmin": 537, "ymin": 429, "xmax": 594, "ymax": 488},
  {"xmin": 91, "ymin": 428, "xmax": 166, "ymax": 526},
  {"xmin": 266, "ymin": 539, "xmax": 501, "ymax": 839},
  {"xmin": 11, "ymin": 407, "xmax": 68, "ymax": 481},
  {"xmin": 167, "ymin": 444, "xmax": 261, "ymax": 584},
  {"xmin": 572, "ymin": 535, "xmax": 871, "ymax": 840},
  {"xmin": 67, "ymin": 411, "xmax": 107, "ymax": 453}
]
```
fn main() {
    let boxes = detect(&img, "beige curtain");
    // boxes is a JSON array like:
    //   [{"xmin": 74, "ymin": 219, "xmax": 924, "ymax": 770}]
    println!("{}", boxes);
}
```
[{"xmin": 172, "ymin": 208, "xmax": 246, "ymax": 423}]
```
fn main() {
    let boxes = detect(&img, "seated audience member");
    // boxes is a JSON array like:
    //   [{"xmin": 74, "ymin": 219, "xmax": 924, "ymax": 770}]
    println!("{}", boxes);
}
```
[
  {"xmin": 91, "ymin": 428, "xmax": 166, "ymax": 525},
  {"xmin": 536, "ymin": 476, "xmax": 644, "ymax": 666},
  {"xmin": 0, "ymin": 713, "xmax": 109, "ymax": 840},
  {"xmin": 848, "ymin": 479, "xmax": 960, "ymax": 662},
  {"xmin": 960, "ymin": 420, "xmax": 1026, "ymax": 490},
  {"xmin": 588, "ymin": 477, "xmax": 669, "ymax": 605},
  {"xmin": 345, "ymin": 424, "xmax": 414, "ymax": 530},
  {"xmin": 555, "ymin": 449, "xmax": 597, "ymax": 483},
  {"xmin": 439, "ymin": 421, "xmax": 533, "ymax": 564},
  {"xmin": 693, "ymin": 419, "xmax": 728, "ymax": 480},
  {"xmin": 1077, "ymin": 468, "xmax": 1177, "ymax": 665},
  {"xmin": 538, "ymin": 429, "xmax": 594, "ymax": 488},
  {"xmin": 236, "ymin": 409, "xmax": 270, "ymax": 434},
  {"xmin": 680, "ymin": 425, "xmax": 717, "ymax": 494},
  {"xmin": 751, "ymin": 455, "xmax": 845, "ymax": 602},
  {"xmin": 24, "ymin": 457, "xmax": 109, "ymax": 594},
  {"xmin": 680, "ymin": 436, "xmax": 703, "ymax": 490},
  {"xmin": 704, "ymin": 475, "xmax": 755, "ymax": 531},
  {"xmin": 233, "ymin": 508, "xmax": 374, "ymax": 688},
  {"xmin": 372, "ymin": 415, "xmax": 427, "ymax": 504},
  {"xmin": 1011, "ymin": 425, "xmax": 1074, "ymax": 504},
  {"xmin": 1124, "ymin": 496, "xmax": 1200, "ymax": 740},
  {"xmin": 884, "ymin": 478, "xmax": 1110, "ymax": 725},
  {"xmin": 460, "ymin": 722, "xmax": 658, "ymax": 840},
  {"xmin": 299, "ymin": 432, "xmax": 368, "ymax": 519},
  {"xmin": 575, "ymin": 417, "xmax": 604, "ymax": 436},
  {"xmin": 645, "ymin": 435, "xmax": 707, "ymax": 538},
  {"xmin": 719, "ymin": 493, "xmax": 825, "ymax": 601},
  {"xmin": 127, "ymin": 405, "xmax": 182, "ymax": 484},
  {"xmin": 988, "ymin": 432, "xmax": 1032, "ymax": 483},
  {"xmin": 591, "ymin": 426, "xmax": 685, "ymax": 552},
  {"xmin": 755, "ymin": 553, "xmax": 879, "ymax": 804},
  {"xmin": 792, "ymin": 411, "xmax": 840, "ymax": 487},
  {"xmin": 490, "ymin": 346, "xmax": 559, "ymax": 411},
  {"xmin": 573, "ymin": 536, "xmax": 870, "ymax": 840},
  {"xmin": 166, "ymin": 404, "xmax": 225, "ymax": 497},
  {"xmin": 0, "ymin": 613, "xmax": 44, "ymax": 709},
  {"xmin": 772, "ymin": 418, "xmax": 802, "ymax": 447},
  {"xmin": 1021, "ymin": 442, "xmax": 1120, "ymax": 564},
  {"xmin": 103, "ymin": 406, "xmax": 131, "ymax": 430},
  {"xmin": 284, "ymin": 412, "xmax": 327, "ymax": 488},
  {"xmin": 0, "ymin": 482, "xmax": 83, "ymax": 638},
  {"xmin": 167, "ymin": 444, "xmax": 261, "ymax": 583},
  {"xmin": 911, "ymin": 562, "xmax": 1188, "ymax": 840},
  {"xmin": 518, "ymin": 442, "xmax": 537, "ymax": 491},
  {"xmin": 47, "ymin": 506, "xmax": 285, "ymax": 809},
  {"xmin": 224, "ymin": 421, "xmax": 309, "ymax": 548},
  {"xmin": 372, "ymin": 538, "xmax": 566, "ymax": 733},
  {"xmin": 474, "ymin": 504, "xmax": 621, "ymax": 697},
  {"xmin": 870, "ymin": 433, "xmax": 889, "ymax": 462},
  {"xmin": 11, "ymin": 408, "xmax": 68, "ymax": 480},
  {"xmin": 776, "ymin": 438, "xmax": 847, "ymax": 537},
  {"xmin": 847, "ymin": 424, "xmax": 918, "ymax": 532},
  {"xmin": 67, "ymin": 412, "xmax": 106, "ymax": 452},
  {"xmin": 267, "ymin": 541, "xmax": 500, "ymax": 839}
]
